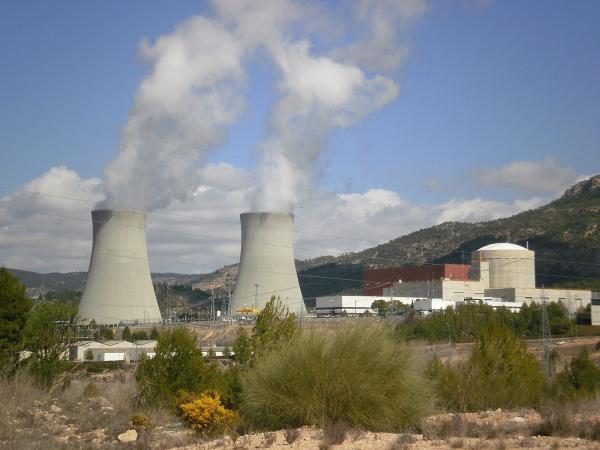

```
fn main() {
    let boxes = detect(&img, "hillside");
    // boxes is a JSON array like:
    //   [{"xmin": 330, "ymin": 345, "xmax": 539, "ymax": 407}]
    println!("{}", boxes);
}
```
[
  {"xmin": 7, "ymin": 175, "xmax": 600, "ymax": 303},
  {"xmin": 298, "ymin": 175, "xmax": 600, "ymax": 299}
]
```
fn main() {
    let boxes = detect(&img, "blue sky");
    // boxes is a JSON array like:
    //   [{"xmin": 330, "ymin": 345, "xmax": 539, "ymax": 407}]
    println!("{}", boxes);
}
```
[
  {"xmin": 2, "ymin": 1, "xmax": 598, "ymax": 201},
  {"xmin": 0, "ymin": 0, "xmax": 599, "ymax": 273}
]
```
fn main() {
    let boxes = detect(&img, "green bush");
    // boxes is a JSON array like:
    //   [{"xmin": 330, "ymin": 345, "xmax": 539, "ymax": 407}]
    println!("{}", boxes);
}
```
[
  {"xmin": 23, "ymin": 302, "xmax": 79, "ymax": 388},
  {"xmin": 241, "ymin": 324, "xmax": 433, "ymax": 431},
  {"xmin": 429, "ymin": 323, "xmax": 546, "ymax": 411},
  {"xmin": 553, "ymin": 348, "xmax": 600, "ymax": 399},
  {"xmin": 83, "ymin": 382, "xmax": 100, "ymax": 398},
  {"xmin": 135, "ymin": 327, "xmax": 221, "ymax": 407},
  {"xmin": 232, "ymin": 296, "xmax": 298, "ymax": 366},
  {"xmin": 0, "ymin": 267, "xmax": 31, "ymax": 371}
]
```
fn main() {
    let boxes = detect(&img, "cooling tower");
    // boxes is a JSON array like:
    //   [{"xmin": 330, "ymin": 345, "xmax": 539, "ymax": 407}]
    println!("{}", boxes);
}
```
[
  {"xmin": 78, "ymin": 209, "xmax": 162, "ymax": 325},
  {"xmin": 231, "ymin": 212, "xmax": 305, "ymax": 315}
]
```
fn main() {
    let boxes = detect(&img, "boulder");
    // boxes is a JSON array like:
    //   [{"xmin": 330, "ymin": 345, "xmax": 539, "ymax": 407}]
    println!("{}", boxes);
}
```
[{"xmin": 117, "ymin": 429, "xmax": 138, "ymax": 443}]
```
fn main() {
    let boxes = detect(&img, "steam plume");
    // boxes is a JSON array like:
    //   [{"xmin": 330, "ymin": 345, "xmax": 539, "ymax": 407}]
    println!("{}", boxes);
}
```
[
  {"xmin": 100, "ymin": 16, "xmax": 246, "ymax": 211},
  {"xmin": 100, "ymin": 0, "xmax": 428, "ymax": 212}
]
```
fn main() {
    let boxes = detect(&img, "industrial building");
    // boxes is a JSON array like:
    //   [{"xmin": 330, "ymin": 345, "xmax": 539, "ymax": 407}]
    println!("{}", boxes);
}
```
[
  {"xmin": 315, "ymin": 295, "xmax": 412, "ymax": 316},
  {"xmin": 69, "ymin": 340, "xmax": 157, "ymax": 362},
  {"xmin": 231, "ymin": 212, "xmax": 305, "ymax": 315},
  {"xmin": 315, "ymin": 295, "xmax": 523, "ymax": 316},
  {"xmin": 381, "ymin": 243, "xmax": 591, "ymax": 315},
  {"xmin": 363, "ymin": 264, "xmax": 470, "ymax": 296},
  {"xmin": 78, "ymin": 209, "xmax": 162, "ymax": 325}
]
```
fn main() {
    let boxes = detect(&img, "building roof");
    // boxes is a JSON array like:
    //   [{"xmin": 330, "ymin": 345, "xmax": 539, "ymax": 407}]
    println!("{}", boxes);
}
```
[
  {"xmin": 478, "ymin": 243, "xmax": 528, "ymax": 251},
  {"xmin": 103, "ymin": 340, "xmax": 136, "ymax": 347}
]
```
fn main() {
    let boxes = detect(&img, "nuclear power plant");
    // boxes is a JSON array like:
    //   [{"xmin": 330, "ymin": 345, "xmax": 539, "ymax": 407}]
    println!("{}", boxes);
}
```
[
  {"xmin": 78, "ymin": 209, "xmax": 162, "ymax": 325},
  {"xmin": 231, "ymin": 212, "xmax": 305, "ymax": 315},
  {"xmin": 366, "ymin": 242, "xmax": 591, "ymax": 315}
]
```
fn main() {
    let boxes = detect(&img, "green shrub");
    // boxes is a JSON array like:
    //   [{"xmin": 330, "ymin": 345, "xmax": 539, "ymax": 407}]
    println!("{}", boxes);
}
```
[
  {"xmin": 0, "ymin": 267, "xmax": 31, "ymax": 371},
  {"xmin": 131, "ymin": 412, "xmax": 153, "ymax": 430},
  {"xmin": 132, "ymin": 330, "xmax": 149, "ymax": 341},
  {"xmin": 23, "ymin": 301, "xmax": 79, "ymax": 388},
  {"xmin": 83, "ymin": 382, "xmax": 100, "ymax": 398},
  {"xmin": 84, "ymin": 349, "xmax": 94, "ymax": 361},
  {"xmin": 428, "ymin": 323, "xmax": 546, "ymax": 411},
  {"xmin": 232, "ymin": 296, "xmax": 298, "ymax": 366},
  {"xmin": 241, "ymin": 324, "xmax": 433, "ymax": 431},
  {"xmin": 553, "ymin": 348, "xmax": 600, "ymax": 399},
  {"xmin": 135, "ymin": 327, "xmax": 221, "ymax": 407}
]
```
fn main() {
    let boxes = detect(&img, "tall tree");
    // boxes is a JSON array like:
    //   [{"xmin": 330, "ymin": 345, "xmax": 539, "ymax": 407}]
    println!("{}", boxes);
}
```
[{"xmin": 0, "ymin": 268, "xmax": 32, "ymax": 370}]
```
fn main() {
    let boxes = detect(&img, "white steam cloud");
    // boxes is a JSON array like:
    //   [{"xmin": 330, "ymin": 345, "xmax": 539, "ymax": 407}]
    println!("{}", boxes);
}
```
[
  {"xmin": 101, "ymin": 16, "xmax": 246, "ymax": 211},
  {"xmin": 100, "ymin": 0, "xmax": 428, "ymax": 212},
  {"xmin": 245, "ymin": 0, "xmax": 427, "ymax": 212}
]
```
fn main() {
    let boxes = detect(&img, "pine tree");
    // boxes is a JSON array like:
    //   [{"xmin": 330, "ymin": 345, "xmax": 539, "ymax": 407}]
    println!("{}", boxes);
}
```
[{"xmin": 0, "ymin": 268, "xmax": 32, "ymax": 370}]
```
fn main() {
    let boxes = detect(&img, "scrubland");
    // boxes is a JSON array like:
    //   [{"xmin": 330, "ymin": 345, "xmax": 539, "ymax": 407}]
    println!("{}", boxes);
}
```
[{"xmin": 3, "ymin": 299, "xmax": 600, "ymax": 449}]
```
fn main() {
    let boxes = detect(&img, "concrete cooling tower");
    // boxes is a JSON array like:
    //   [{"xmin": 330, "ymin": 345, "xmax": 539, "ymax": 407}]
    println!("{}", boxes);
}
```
[
  {"xmin": 78, "ymin": 209, "xmax": 162, "ymax": 325},
  {"xmin": 231, "ymin": 212, "xmax": 305, "ymax": 315}
]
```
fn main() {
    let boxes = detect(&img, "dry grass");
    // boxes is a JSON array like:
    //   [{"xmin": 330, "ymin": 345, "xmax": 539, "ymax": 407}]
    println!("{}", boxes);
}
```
[
  {"xmin": 531, "ymin": 396, "xmax": 600, "ymax": 441},
  {"xmin": 448, "ymin": 437, "xmax": 465, "ymax": 448},
  {"xmin": 0, "ymin": 370, "xmax": 194, "ymax": 450},
  {"xmin": 284, "ymin": 427, "xmax": 300, "ymax": 444},
  {"xmin": 422, "ymin": 414, "xmax": 521, "ymax": 441},
  {"xmin": 262, "ymin": 431, "xmax": 276, "ymax": 447}
]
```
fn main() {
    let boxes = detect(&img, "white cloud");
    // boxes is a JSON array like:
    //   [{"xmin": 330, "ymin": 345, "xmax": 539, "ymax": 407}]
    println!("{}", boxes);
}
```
[
  {"xmin": 474, "ymin": 158, "xmax": 580, "ymax": 195},
  {"xmin": 1, "ymin": 165, "xmax": 548, "ymax": 274}
]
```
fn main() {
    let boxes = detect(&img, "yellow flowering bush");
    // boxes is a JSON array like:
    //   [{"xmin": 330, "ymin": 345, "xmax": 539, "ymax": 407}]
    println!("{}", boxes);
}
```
[{"xmin": 177, "ymin": 390, "xmax": 237, "ymax": 436}]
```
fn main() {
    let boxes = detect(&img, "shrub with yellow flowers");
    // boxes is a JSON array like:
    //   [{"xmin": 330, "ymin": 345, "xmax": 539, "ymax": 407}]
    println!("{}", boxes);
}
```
[{"xmin": 177, "ymin": 390, "xmax": 237, "ymax": 437}]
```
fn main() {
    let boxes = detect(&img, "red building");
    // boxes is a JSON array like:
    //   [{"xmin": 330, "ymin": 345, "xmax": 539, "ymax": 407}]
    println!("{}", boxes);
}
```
[{"xmin": 363, "ymin": 264, "xmax": 471, "ymax": 296}]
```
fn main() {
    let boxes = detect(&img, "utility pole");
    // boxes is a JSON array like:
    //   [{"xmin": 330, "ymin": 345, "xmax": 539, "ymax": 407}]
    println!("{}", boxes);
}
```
[
  {"xmin": 228, "ymin": 289, "xmax": 232, "ymax": 322},
  {"xmin": 541, "ymin": 299, "xmax": 553, "ymax": 377},
  {"xmin": 166, "ymin": 284, "xmax": 171, "ymax": 328},
  {"xmin": 254, "ymin": 283, "xmax": 259, "ymax": 314}
]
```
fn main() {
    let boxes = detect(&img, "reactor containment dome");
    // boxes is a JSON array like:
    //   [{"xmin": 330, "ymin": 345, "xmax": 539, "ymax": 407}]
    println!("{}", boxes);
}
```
[
  {"xmin": 471, "ymin": 242, "xmax": 535, "ymax": 289},
  {"xmin": 231, "ymin": 212, "xmax": 306, "ymax": 315},
  {"xmin": 78, "ymin": 209, "xmax": 162, "ymax": 325}
]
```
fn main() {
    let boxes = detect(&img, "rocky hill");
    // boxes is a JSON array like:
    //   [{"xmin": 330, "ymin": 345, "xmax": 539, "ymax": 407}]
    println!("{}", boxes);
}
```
[{"xmin": 7, "ymin": 175, "xmax": 600, "ymax": 302}]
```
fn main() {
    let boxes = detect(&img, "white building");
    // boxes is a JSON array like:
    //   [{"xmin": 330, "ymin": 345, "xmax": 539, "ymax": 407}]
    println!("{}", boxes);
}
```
[
  {"xmin": 412, "ymin": 299, "xmax": 455, "ymax": 315},
  {"xmin": 315, "ymin": 295, "xmax": 413, "ymax": 316},
  {"xmin": 69, "ymin": 340, "xmax": 157, "ymax": 362},
  {"xmin": 384, "ymin": 279, "xmax": 487, "ymax": 302}
]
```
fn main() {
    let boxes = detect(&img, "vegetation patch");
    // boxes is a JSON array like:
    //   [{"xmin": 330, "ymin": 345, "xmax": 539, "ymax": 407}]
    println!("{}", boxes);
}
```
[{"xmin": 241, "ymin": 323, "xmax": 433, "ymax": 431}]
